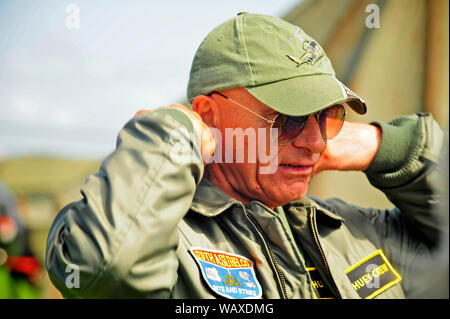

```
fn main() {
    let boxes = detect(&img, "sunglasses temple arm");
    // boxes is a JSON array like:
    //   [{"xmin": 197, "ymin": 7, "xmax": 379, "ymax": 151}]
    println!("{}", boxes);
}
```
[{"xmin": 214, "ymin": 92, "xmax": 279, "ymax": 126}]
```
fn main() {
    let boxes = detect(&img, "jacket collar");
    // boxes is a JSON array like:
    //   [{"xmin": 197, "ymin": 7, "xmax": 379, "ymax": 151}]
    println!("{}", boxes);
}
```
[
  {"xmin": 191, "ymin": 178, "xmax": 345, "ymax": 223},
  {"xmin": 286, "ymin": 196, "xmax": 345, "ymax": 222},
  {"xmin": 190, "ymin": 178, "xmax": 241, "ymax": 217}
]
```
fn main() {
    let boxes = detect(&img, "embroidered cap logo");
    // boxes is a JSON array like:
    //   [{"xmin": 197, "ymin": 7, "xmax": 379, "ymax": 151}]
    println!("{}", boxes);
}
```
[{"xmin": 286, "ymin": 40, "xmax": 325, "ymax": 67}]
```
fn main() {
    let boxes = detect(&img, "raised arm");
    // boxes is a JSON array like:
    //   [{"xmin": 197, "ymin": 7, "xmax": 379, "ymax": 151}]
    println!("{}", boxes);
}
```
[
  {"xmin": 45, "ymin": 106, "xmax": 210, "ymax": 298},
  {"xmin": 315, "ymin": 112, "xmax": 446, "ymax": 245}
]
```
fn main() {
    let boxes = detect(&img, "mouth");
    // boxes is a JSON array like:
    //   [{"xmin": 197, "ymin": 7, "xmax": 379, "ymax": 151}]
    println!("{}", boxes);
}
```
[
  {"xmin": 280, "ymin": 163, "xmax": 303, "ymax": 168},
  {"xmin": 279, "ymin": 163, "xmax": 315, "ymax": 175}
]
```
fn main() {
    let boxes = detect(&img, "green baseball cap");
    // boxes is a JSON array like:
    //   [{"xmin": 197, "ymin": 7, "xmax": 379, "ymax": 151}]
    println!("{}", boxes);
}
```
[{"xmin": 187, "ymin": 12, "xmax": 366, "ymax": 116}]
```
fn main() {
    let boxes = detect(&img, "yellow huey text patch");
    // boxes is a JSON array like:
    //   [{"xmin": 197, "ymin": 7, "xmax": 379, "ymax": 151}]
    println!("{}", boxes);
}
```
[
  {"xmin": 307, "ymin": 267, "xmax": 334, "ymax": 299},
  {"xmin": 345, "ymin": 249, "xmax": 402, "ymax": 299}
]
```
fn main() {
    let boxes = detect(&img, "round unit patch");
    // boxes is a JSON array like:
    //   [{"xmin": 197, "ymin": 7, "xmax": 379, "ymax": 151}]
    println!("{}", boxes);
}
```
[{"xmin": 190, "ymin": 247, "xmax": 262, "ymax": 299}]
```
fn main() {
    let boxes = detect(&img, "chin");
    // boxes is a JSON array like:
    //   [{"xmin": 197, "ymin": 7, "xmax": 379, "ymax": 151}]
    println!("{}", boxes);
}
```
[
  {"xmin": 283, "ymin": 188, "xmax": 308, "ymax": 203},
  {"xmin": 265, "ymin": 181, "xmax": 309, "ymax": 207},
  {"xmin": 254, "ymin": 170, "xmax": 312, "ymax": 207}
]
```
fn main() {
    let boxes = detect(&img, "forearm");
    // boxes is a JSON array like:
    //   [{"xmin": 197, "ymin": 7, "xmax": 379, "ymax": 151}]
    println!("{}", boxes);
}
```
[
  {"xmin": 314, "ymin": 121, "xmax": 381, "ymax": 174},
  {"xmin": 45, "ymin": 109, "xmax": 204, "ymax": 298}
]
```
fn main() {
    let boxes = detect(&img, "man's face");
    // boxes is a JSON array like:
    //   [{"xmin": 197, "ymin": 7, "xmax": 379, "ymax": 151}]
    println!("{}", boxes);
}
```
[{"xmin": 206, "ymin": 88, "xmax": 327, "ymax": 208}]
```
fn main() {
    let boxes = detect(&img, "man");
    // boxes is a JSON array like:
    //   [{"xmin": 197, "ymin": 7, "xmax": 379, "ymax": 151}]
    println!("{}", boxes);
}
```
[{"xmin": 46, "ymin": 13, "xmax": 446, "ymax": 299}]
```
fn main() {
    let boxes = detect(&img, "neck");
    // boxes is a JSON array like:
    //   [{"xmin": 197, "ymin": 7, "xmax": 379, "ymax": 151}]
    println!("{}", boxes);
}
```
[{"xmin": 204, "ymin": 163, "xmax": 276, "ymax": 210}]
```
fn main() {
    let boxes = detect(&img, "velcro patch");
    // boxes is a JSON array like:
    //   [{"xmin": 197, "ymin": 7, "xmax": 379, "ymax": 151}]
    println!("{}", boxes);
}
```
[
  {"xmin": 307, "ymin": 267, "xmax": 334, "ymax": 299},
  {"xmin": 345, "ymin": 249, "xmax": 401, "ymax": 299},
  {"xmin": 190, "ymin": 247, "xmax": 262, "ymax": 299}
]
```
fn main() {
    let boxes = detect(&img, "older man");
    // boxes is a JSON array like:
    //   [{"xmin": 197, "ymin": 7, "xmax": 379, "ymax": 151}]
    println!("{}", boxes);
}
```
[{"xmin": 46, "ymin": 13, "xmax": 446, "ymax": 299}]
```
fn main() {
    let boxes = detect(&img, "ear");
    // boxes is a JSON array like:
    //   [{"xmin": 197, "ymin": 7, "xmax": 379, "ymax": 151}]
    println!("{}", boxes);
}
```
[{"xmin": 192, "ymin": 95, "xmax": 220, "ymax": 128}]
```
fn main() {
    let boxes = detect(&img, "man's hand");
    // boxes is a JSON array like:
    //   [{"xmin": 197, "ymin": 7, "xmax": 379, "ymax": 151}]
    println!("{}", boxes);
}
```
[
  {"xmin": 313, "ymin": 121, "xmax": 382, "ymax": 175},
  {"xmin": 135, "ymin": 104, "xmax": 216, "ymax": 164}
]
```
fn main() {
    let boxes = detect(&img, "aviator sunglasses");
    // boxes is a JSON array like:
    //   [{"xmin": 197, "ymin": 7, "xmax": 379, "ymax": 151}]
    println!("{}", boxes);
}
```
[{"xmin": 210, "ymin": 91, "xmax": 347, "ymax": 146}]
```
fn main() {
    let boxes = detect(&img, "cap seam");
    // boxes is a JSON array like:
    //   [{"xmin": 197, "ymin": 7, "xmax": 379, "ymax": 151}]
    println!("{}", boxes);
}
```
[{"xmin": 238, "ymin": 14, "xmax": 256, "ymax": 86}]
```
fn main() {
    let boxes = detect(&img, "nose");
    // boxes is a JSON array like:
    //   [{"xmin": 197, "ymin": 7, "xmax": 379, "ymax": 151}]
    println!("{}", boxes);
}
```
[{"xmin": 290, "ymin": 115, "xmax": 326, "ymax": 153}]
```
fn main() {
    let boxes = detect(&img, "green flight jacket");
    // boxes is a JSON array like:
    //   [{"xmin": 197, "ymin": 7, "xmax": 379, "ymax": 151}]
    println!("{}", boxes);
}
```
[{"xmin": 45, "ymin": 109, "xmax": 447, "ymax": 299}]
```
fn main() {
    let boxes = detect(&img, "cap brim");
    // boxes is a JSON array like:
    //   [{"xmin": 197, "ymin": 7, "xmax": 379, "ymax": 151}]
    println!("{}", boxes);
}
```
[{"xmin": 246, "ymin": 74, "xmax": 366, "ymax": 116}]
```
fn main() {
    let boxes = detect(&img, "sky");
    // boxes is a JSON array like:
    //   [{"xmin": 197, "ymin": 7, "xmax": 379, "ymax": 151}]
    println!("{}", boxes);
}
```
[{"xmin": 0, "ymin": 0, "xmax": 301, "ymax": 159}]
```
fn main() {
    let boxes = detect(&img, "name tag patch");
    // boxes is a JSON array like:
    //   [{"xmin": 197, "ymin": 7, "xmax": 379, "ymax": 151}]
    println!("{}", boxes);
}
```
[
  {"xmin": 190, "ymin": 247, "xmax": 262, "ymax": 299},
  {"xmin": 345, "ymin": 249, "xmax": 401, "ymax": 299},
  {"xmin": 307, "ymin": 267, "xmax": 334, "ymax": 299}
]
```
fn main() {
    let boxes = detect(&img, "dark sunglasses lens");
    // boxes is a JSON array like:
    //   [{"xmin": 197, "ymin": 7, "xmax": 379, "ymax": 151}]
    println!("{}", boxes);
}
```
[
  {"xmin": 319, "ymin": 105, "xmax": 345, "ymax": 139},
  {"xmin": 275, "ymin": 115, "xmax": 309, "ymax": 145},
  {"xmin": 275, "ymin": 105, "xmax": 345, "ymax": 144}
]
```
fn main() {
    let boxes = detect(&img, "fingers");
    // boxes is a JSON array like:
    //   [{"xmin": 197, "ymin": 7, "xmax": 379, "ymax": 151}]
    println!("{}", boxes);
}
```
[
  {"xmin": 134, "ymin": 104, "xmax": 216, "ymax": 165},
  {"xmin": 134, "ymin": 109, "xmax": 152, "ymax": 117}
]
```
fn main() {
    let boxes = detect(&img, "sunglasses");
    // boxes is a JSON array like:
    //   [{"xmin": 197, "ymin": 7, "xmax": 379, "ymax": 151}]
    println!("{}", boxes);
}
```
[{"xmin": 210, "ymin": 91, "xmax": 346, "ymax": 145}]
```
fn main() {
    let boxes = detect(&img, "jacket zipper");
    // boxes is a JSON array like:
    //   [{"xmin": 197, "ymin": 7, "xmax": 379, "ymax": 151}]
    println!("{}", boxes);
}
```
[
  {"xmin": 308, "ymin": 207, "xmax": 342, "ymax": 299},
  {"xmin": 245, "ymin": 211, "xmax": 289, "ymax": 299}
]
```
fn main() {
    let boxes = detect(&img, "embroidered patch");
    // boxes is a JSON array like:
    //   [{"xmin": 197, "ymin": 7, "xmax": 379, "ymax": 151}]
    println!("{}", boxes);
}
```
[
  {"xmin": 345, "ymin": 249, "xmax": 402, "ymax": 299},
  {"xmin": 307, "ymin": 267, "xmax": 334, "ymax": 299},
  {"xmin": 286, "ymin": 40, "xmax": 324, "ymax": 67},
  {"xmin": 190, "ymin": 247, "xmax": 262, "ymax": 299}
]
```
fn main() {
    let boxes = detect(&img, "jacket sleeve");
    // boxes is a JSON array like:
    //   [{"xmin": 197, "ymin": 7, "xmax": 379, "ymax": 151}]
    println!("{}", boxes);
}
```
[
  {"xmin": 45, "ymin": 108, "xmax": 204, "ymax": 298},
  {"xmin": 360, "ymin": 113, "xmax": 447, "ymax": 296},
  {"xmin": 364, "ymin": 113, "xmax": 447, "ymax": 246}
]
